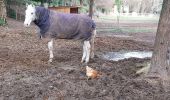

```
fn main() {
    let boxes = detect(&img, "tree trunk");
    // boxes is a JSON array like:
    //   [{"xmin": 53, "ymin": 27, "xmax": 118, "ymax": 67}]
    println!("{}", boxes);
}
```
[
  {"xmin": 89, "ymin": 0, "xmax": 94, "ymax": 19},
  {"xmin": 0, "ymin": 0, "xmax": 6, "ymax": 22},
  {"xmin": 40, "ymin": 0, "xmax": 44, "ymax": 6},
  {"xmin": 80, "ymin": 0, "xmax": 83, "ymax": 6},
  {"xmin": 147, "ymin": 0, "xmax": 170, "ymax": 81},
  {"xmin": 117, "ymin": 14, "xmax": 120, "ymax": 28}
]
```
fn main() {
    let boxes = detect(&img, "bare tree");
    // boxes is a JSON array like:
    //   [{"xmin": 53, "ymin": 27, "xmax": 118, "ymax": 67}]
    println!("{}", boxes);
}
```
[
  {"xmin": 123, "ymin": 0, "xmax": 162, "ymax": 13},
  {"xmin": 139, "ymin": 0, "xmax": 153, "ymax": 13},
  {"xmin": 115, "ymin": 0, "xmax": 122, "ymax": 29},
  {"xmin": 147, "ymin": 0, "xmax": 170, "ymax": 86},
  {"xmin": 152, "ymin": 0, "xmax": 163, "ymax": 14},
  {"xmin": 95, "ymin": 0, "xmax": 114, "ymax": 9},
  {"xmin": 89, "ymin": 0, "xmax": 94, "ymax": 18},
  {"xmin": 0, "ymin": 0, "xmax": 6, "ymax": 22},
  {"xmin": 80, "ymin": 0, "xmax": 83, "ymax": 5}
]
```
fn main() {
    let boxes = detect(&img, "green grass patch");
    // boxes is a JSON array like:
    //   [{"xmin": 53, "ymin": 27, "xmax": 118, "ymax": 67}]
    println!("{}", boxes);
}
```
[{"xmin": 0, "ymin": 18, "xmax": 6, "ymax": 26}]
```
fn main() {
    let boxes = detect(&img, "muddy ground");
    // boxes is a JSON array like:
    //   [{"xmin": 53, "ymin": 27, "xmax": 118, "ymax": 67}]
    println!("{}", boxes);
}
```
[{"xmin": 0, "ymin": 18, "xmax": 169, "ymax": 100}]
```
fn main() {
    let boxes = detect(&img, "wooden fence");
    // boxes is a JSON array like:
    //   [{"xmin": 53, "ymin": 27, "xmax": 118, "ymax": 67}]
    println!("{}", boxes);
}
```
[
  {"xmin": 5, "ymin": 0, "xmax": 82, "ymax": 21},
  {"xmin": 6, "ymin": 0, "xmax": 26, "ymax": 21}
]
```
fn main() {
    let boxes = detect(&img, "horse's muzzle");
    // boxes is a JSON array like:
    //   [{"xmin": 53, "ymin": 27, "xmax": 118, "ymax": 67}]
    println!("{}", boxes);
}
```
[{"xmin": 24, "ymin": 23, "xmax": 29, "ymax": 27}]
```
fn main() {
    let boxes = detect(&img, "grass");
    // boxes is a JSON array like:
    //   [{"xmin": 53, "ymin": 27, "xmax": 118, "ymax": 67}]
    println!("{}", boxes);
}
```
[
  {"xmin": 97, "ymin": 27, "xmax": 156, "ymax": 33},
  {"xmin": 96, "ymin": 14, "xmax": 158, "ymax": 34},
  {"xmin": 0, "ymin": 18, "xmax": 6, "ymax": 26},
  {"xmin": 98, "ymin": 14, "xmax": 159, "ymax": 22}
]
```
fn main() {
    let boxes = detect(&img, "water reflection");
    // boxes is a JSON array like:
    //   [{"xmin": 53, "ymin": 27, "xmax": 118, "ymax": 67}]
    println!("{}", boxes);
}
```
[{"xmin": 103, "ymin": 51, "xmax": 153, "ymax": 61}]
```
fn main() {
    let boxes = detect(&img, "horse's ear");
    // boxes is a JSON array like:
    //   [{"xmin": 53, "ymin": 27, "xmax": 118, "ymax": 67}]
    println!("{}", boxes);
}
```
[
  {"xmin": 32, "ymin": 4, "xmax": 35, "ymax": 8},
  {"xmin": 26, "ymin": 3, "xmax": 28, "ymax": 8},
  {"xmin": 29, "ymin": 3, "xmax": 35, "ymax": 8}
]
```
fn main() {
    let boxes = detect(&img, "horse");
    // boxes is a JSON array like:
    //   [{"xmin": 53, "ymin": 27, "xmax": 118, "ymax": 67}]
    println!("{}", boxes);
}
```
[{"xmin": 24, "ymin": 4, "xmax": 96, "ymax": 63}]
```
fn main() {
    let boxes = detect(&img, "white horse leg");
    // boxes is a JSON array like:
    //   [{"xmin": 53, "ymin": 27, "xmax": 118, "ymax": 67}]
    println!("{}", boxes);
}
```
[
  {"xmin": 48, "ymin": 39, "xmax": 54, "ymax": 63},
  {"xmin": 81, "ymin": 43, "xmax": 87, "ymax": 63},
  {"xmin": 84, "ymin": 41, "xmax": 91, "ymax": 63}
]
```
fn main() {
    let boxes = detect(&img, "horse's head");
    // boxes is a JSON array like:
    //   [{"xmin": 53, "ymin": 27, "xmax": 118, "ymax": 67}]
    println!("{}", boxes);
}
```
[{"xmin": 24, "ymin": 4, "xmax": 36, "ymax": 27}]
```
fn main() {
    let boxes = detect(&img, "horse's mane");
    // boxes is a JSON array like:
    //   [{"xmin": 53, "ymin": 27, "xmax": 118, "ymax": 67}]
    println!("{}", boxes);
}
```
[{"xmin": 34, "ymin": 7, "xmax": 50, "ymax": 37}]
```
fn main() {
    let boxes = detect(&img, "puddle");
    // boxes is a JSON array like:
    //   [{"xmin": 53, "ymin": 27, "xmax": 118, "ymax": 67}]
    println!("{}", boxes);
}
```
[{"xmin": 103, "ymin": 51, "xmax": 153, "ymax": 61}]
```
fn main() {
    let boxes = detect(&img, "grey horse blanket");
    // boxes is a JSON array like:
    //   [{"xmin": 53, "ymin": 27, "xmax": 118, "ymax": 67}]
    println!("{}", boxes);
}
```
[{"xmin": 34, "ymin": 7, "xmax": 96, "ymax": 40}]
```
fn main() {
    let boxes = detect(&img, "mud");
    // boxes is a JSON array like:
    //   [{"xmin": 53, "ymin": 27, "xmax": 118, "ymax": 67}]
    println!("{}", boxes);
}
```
[{"xmin": 0, "ymin": 18, "xmax": 169, "ymax": 100}]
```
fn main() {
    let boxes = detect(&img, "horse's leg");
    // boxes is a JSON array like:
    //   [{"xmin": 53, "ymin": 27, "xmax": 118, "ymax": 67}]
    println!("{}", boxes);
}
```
[
  {"xmin": 81, "ymin": 42, "xmax": 87, "ymax": 63},
  {"xmin": 84, "ymin": 41, "xmax": 91, "ymax": 63},
  {"xmin": 90, "ymin": 29, "xmax": 96, "ymax": 58},
  {"xmin": 48, "ymin": 39, "xmax": 54, "ymax": 63}
]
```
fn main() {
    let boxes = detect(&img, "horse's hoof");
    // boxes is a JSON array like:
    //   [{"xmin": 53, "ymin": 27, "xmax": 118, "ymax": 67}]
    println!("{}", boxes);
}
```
[
  {"xmin": 81, "ymin": 60, "xmax": 84, "ymax": 63},
  {"xmin": 85, "ymin": 62, "xmax": 88, "ymax": 65},
  {"xmin": 90, "ymin": 54, "xmax": 94, "ymax": 59},
  {"xmin": 85, "ymin": 59, "xmax": 89, "ymax": 64},
  {"xmin": 48, "ymin": 59, "xmax": 53, "ymax": 63}
]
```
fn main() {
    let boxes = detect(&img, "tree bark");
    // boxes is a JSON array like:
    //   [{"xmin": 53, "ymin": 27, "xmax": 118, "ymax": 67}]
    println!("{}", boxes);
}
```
[
  {"xmin": 147, "ymin": 0, "xmax": 170, "ymax": 81},
  {"xmin": 40, "ymin": 0, "xmax": 44, "ymax": 6},
  {"xmin": 0, "ymin": 0, "xmax": 6, "ymax": 22},
  {"xmin": 89, "ymin": 0, "xmax": 94, "ymax": 19},
  {"xmin": 80, "ymin": 0, "xmax": 83, "ymax": 6}
]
